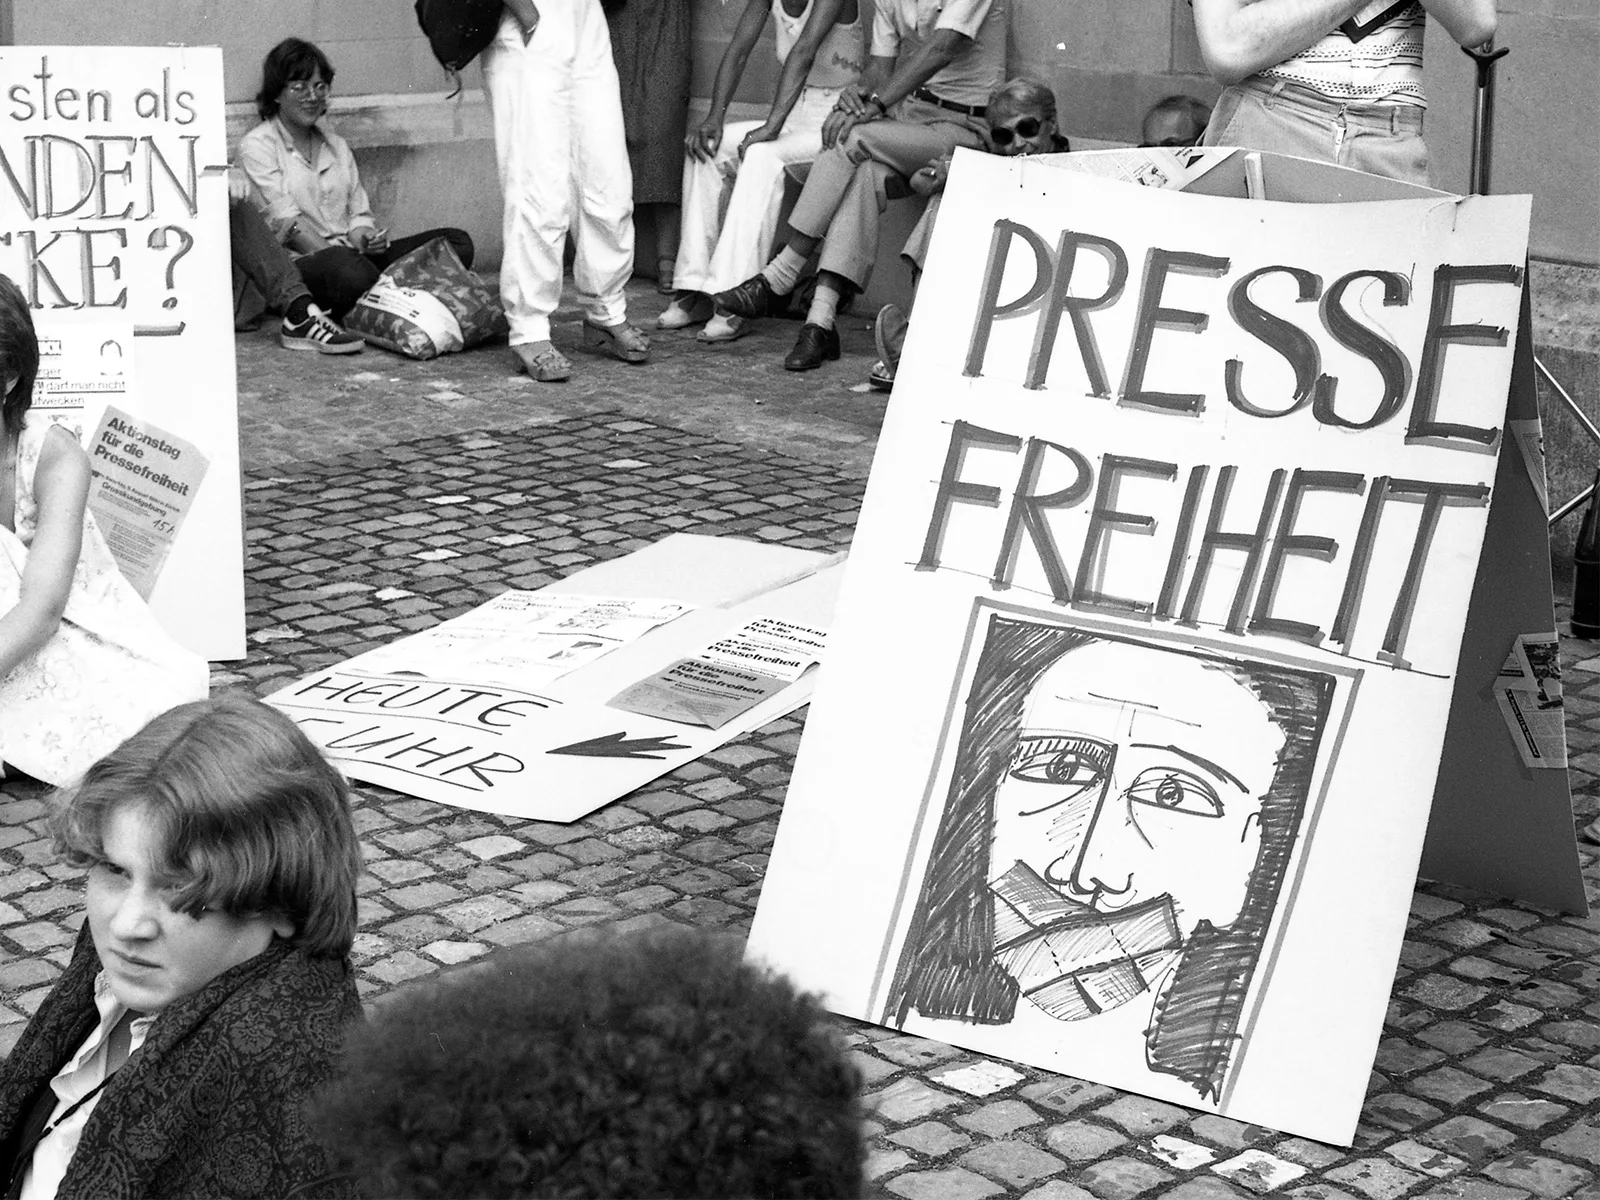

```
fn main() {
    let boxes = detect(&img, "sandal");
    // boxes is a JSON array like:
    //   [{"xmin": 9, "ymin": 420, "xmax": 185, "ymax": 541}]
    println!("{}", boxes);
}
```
[
  {"xmin": 511, "ymin": 341, "xmax": 573, "ymax": 382},
  {"xmin": 656, "ymin": 257, "xmax": 676, "ymax": 294},
  {"xmin": 696, "ymin": 310, "xmax": 749, "ymax": 344},
  {"xmin": 582, "ymin": 320, "xmax": 650, "ymax": 363}
]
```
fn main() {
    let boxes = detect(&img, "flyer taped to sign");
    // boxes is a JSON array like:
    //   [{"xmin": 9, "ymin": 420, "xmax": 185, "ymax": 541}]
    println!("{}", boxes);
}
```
[
  {"xmin": 86, "ymin": 405, "xmax": 209, "ymax": 600},
  {"xmin": 610, "ymin": 615, "xmax": 828, "ymax": 728},
  {"xmin": 1496, "ymin": 632, "xmax": 1566, "ymax": 768}
]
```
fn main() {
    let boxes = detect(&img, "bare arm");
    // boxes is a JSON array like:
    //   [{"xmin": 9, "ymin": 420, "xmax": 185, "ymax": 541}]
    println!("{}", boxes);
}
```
[
  {"xmin": 1420, "ymin": 0, "xmax": 1496, "ymax": 48},
  {"xmin": 822, "ymin": 30, "xmax": 967, "ymax": 147},
  {"xmin": 0, "ymin": 427, "xmax": 87, "ymax": 677},
  {"xmin": 689, "ymin": 0, "xmax": 772, "ymax": 159},
  {"xmin": 502, "ymin": 0, "xmax": 539, "ymax": 39},
  {"xmin": 869, "ymin": 27, "xmax": 969, "ymax": 110},
  {"xmin": 1190, "ymin": 0, "xmax": 1373, "ymax": 85},
  {"xmin": 750, "ymin": 0, "xmax": 853, "ymax": 144}
]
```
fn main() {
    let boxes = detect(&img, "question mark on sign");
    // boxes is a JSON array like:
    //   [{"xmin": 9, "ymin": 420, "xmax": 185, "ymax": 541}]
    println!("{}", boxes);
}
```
[{"xmin": 147, "ymin": 225, "xmax": 195, "ymax": 309}]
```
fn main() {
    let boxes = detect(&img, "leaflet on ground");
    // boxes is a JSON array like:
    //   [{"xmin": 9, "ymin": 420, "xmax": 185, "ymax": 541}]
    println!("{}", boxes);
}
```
[
  {"xmin": 610, "ymin": 615, "xmax": 829, "ymax": 728},
  {"xmin": 343, "ymin": 592, "xmax": 693, "ymax": 688}
]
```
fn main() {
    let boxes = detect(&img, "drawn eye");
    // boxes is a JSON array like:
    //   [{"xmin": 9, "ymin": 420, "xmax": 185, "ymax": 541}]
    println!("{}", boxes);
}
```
[{"xmin": 1126, "ymin": 768, "xmax": 1223, "ymax": 817}]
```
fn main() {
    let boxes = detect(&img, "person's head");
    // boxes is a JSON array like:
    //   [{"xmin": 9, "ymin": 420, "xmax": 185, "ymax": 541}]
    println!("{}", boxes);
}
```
[
  {"xmin": 1140, "ymin": 94, "xmax": 1211, "ymax": 148},
  {"xmin": 987, "ymin": 77, "xmax": 1059, "ymax": 157},
  {"xmin": 0, "ymin": 273, "xmax": 38, "ymax": 437},
  {"xmin": 53, "ymin": 696, "xmax": 363, "ymax": 1012},
  {"xmin": 256, "ymin": 37, "xmax": 336, "ymax": 125},
  {"xmin": 991, "ymin": 640, "xmax": 1284, "ymax": 941},
  {"xmin": 312, "ymin": 928, "xmax": 865, "ymax": 1198}
]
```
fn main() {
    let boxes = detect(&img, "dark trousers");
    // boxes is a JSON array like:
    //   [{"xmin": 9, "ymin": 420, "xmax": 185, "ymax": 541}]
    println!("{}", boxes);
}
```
[
  {"xmin": 298, "ymin": 228, "xmax": 476, "ymax": 317},
  {"xmin": 230, "ymin": 199, "xmax": 310, "ymax": 328}
]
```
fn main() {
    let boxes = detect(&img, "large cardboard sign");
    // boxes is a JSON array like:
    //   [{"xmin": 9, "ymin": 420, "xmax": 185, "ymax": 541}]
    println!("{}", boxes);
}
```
[
  {"xmin": 267, "ymin": 536, "xmax": 841, "ymax": 823},
  {"xmin": 0, "ymin": 47, "xmax": 244, "ymax": 659},
  {"xmin": 747, "ymin": 152, "xmax": 1532, "ymax": 1144}
]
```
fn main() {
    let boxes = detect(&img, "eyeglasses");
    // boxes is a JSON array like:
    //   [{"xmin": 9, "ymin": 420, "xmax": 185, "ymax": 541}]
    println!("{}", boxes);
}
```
[
  {"xmin": 284, "ymin": 80, "xmax": 330, "ymax": 100},
  {"xmin": 989, "ymin": 116, "xmax": 1042, "ymax": 147}
]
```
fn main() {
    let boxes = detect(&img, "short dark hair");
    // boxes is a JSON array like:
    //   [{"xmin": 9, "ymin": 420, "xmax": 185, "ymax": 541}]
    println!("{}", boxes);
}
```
[
  {"xmin": 312, "ymin": 928, "xmax": 866, "ymax": 1198},
  {"xmin": 0, "ymin": 273, "xmax": 38, "ymax": 436},
  {"xmin": 256, "ymin": 37, "xmax": 336, "ymax": 121},
  {"xmin": 52, "ymin": 695, "xmax": 363, "ymax": 958}
]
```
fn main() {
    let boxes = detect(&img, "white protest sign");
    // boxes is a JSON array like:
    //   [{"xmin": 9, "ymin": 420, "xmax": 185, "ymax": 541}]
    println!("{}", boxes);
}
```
[
  {"xmin": 1, "ymin": 47, "xmax": 244, "ymax": 658},
  {"xmin": 267, "ymin": 536, "xmax": 843, "ymax": 823},
  {"xmin": 747, "ymin": 152, "xmax": 1531, "ymax": 1145}
]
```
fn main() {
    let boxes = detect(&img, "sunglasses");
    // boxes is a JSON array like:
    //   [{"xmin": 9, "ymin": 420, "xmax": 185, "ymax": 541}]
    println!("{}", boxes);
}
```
[
  {"xmin": 989, "ymin": 116, "xmax": 1042, "ymax": 146},
  {"xmin": 284, "ymin": 80, "xmax": 330, "ymax": 100}
]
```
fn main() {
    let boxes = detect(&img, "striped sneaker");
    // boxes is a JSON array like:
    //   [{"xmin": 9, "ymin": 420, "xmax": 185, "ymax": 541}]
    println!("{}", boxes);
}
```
[{"xmin": 280, "ymin": 304, "xmax": 363, "ymax": 355}]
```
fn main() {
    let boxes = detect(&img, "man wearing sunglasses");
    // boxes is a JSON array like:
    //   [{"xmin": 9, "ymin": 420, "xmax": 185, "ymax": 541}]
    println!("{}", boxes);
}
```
[
  {"xmin": 1189, "ymin": 0, "xmax": 1497, "ymax": 186},
  {"xmin": 869, "ymin": 77, "xmax": 1067, "ymax": 392},
  {"xmin": 711, "ymin": 0, "xmax": 1006, "ymax": 372}
]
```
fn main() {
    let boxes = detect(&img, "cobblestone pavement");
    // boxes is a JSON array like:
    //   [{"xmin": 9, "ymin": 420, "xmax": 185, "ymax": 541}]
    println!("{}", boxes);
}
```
[{"xmin": 3, "ymin": 280, "xmax": 1599, "ymax": 1199}]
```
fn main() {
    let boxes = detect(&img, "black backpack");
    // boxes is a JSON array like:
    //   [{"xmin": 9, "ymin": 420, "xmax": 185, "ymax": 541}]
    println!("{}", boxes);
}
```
[{"xmin": 414, "ymin": 0, "xmax": 505, "ymax": 85}]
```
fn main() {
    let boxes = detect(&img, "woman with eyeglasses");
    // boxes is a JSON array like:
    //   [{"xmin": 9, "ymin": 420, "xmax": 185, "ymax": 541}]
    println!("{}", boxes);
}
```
[
  {"xmin": 868, "ymin": 77, "xmax": 1068, "ymax": 392},
  {"xmin": 238, "ymin": 39, "xmax": 476, "ymax": 323}
]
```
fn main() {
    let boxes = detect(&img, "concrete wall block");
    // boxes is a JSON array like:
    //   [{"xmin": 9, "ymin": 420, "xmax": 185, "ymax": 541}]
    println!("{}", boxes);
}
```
[
  {"xmin": 1169, "ymin": 1, "xmax": 1205, "ymax": 74},
  {"xmin": 1011, "ymin": 0, "xmax": 1174, "ymax": 75}
]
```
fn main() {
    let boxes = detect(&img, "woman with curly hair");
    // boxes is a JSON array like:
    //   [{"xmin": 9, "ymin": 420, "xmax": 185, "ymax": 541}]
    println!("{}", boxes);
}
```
[
  {"xmin": 313, "ymin": 928, "xmax": 864, "ymax": 1198},
  {"xmin": 0, "ymin": 697, "xmax": 366, "ymax": 1199}
]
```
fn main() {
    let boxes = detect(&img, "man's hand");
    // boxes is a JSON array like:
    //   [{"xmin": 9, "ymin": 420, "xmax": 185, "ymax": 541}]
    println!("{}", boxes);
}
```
[
  {"xmin": 504, "ymin": 0, "xmax": 540, "ymax": 42},
  {"xmin": 686, "ymin": 117, "xmax": 725, "ymax": 161},
  {"xmin": 737, "ymin": 123, "xmax": 781, "ymax": 159},
  {"xmin": 831, "ymin": 82, "xmax": 871, "ymax": 119},
  {"xmin": 909, "ymin": 155, "xmax": 950, "ymax": 197},
  {"xmin": 821, "ymin": 108, "xmax": 859, "ymax": 149}
]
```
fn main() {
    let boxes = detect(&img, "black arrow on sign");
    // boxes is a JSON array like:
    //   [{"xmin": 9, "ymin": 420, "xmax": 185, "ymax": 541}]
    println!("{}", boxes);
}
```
[{"xmin": 547, "ymin": 731, "xmax": 692, "ymax": 760}]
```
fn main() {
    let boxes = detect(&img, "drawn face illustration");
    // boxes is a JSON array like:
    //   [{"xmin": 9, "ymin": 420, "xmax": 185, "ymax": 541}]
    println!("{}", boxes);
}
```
[{"xmin": 987, "ymin": 641, "xmax": 1284, "ymax": 1019}]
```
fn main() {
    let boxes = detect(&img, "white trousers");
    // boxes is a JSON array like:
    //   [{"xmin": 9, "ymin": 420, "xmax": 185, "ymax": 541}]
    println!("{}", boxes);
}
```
[
  {"xmin": 483, "ymin": 2, "xmax": 635, "ymax": 344},
  {"xmin": 674, "ymin": 85, "xmax": 841, "ymax": 296}
]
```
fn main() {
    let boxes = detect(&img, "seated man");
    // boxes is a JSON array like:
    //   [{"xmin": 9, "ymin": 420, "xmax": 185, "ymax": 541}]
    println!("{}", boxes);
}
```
[
  {"xmin": 713, "ymin": 0, "xmax": 1006, "ymax": 372},
  {"xmin": 660, "ymin": 0, "xmax": 865, "ymax": 345},
  {"xmin": 1190, "ymin": 0, "xmax": 1497, "ymax": 185},
  {"xmin": 1140, "ymin": 93, "xmax": 1212, "ymax": 148},
  {"xmin": 870, "ymin": 76, "xmax": 1068, "ymax": 392}
]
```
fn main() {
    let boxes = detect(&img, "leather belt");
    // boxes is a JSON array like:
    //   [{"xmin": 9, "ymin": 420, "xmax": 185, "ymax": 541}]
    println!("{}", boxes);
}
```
[{"xmin": 911, "ymin": 86, "xmax": 986, "ymax": 118}]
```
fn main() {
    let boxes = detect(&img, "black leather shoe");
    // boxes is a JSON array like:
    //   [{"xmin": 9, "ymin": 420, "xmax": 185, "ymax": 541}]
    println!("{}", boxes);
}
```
[
  {"xmin": 713, "ymin": 273, "xmax": 786, "ymax": 319},
  {"xmin": 784, "ymin": 322, "xmax": 841, "ymax": 371}
]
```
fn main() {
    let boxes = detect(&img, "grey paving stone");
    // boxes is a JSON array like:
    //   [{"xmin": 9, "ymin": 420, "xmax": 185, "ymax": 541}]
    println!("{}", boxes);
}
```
[
  {"xmin": 1072, "ymin": 1154, "xmax": 1174, "ymax": 1199},
  {"xmin": 890, "ymin": 1121, "xmax": 973, "ymax": 1157},
  {"xmin": 1041, "ymin": 1121, "xmax": 1129, "ymax": 1163},
  {"xmin": 1481, "ymin": 1153, "xmax": 1594, "ymax": 1199},
  {"xmin": 958, "ymin": 1141, "xmax": 1066, "ymax": 1187},
  {"xmin": 884, "ymin": 1167, "xmax": 1006, "ymax": 1200}
]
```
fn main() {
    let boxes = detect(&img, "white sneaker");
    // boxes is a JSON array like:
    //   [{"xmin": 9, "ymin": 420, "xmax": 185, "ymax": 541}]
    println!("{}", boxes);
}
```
[{"xmin": 280, "ymin": 304, "xmax": 364, "ymax": 354}]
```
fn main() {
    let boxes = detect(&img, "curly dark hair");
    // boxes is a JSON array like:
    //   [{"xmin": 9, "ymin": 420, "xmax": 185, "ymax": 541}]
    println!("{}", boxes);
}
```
[
  {"xmin": 311, "ymin": 928, "xmax": 865, "ymax": 1198},
  {"xmin": 256, "ymin": 37, "xmax": 336, "ymax": 121}
]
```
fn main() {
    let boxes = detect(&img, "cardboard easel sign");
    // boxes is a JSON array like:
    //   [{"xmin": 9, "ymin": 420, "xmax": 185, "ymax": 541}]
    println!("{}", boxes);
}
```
[
  {"xmin": 1, "ymin": 47, "xmax": 244, "ymax": 660},
  {"xmin": 747, "ymin": 150, "xmax": 1535, "ymax": 1144},
  {"xmin": 267, "ymin": 535, "xmax": 842, "ymax": 824}
]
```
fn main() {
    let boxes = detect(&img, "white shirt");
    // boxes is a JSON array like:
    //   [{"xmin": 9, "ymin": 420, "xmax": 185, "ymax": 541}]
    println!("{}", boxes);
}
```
[
  {"xmin": 237, "ymin": 115, "xmax": 378, "ymax": 245},
  {"xmin": 870, "ymin": 0, "xmax": 1007, "ymax": 107},
  {"xmin": 20, "ymin": 974, "xmax": 155, "ymax": 1200}
]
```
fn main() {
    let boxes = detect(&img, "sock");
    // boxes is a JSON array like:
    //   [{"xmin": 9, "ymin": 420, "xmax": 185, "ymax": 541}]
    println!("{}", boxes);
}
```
[
  {"xmin": 806, "ymin": 282, "xmax": 842, "ymax": 330},
  {"xmin": 284, "ymin": 294, "xmax": 313, "ymax": 325},
  {"xmin": 760, "ymin": 246, "xmax": 808, "ymax": 296}
]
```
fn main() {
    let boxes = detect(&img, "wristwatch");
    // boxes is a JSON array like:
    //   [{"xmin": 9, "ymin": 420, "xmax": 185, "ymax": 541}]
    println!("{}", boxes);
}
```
[{"xmin": 866, "ymin": 92, "xmax": 889, "ymax": 116}]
